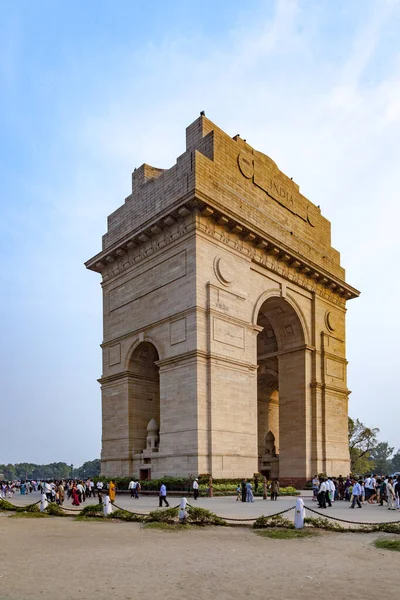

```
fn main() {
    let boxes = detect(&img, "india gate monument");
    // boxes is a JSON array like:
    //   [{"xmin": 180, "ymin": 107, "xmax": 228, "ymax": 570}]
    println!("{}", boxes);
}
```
[{"xmin": 86, "ymin": 114, "xmax": 359, "ymax": 485}]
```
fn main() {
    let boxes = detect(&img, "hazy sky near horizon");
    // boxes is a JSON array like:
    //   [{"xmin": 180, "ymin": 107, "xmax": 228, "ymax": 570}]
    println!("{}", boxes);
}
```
[{"xmin": 1, "ymin": 0, "xmax": 399, "ymax": 466}]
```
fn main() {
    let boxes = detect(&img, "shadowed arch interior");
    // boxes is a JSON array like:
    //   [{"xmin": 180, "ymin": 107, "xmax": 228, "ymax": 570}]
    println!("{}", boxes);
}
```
[
  {"xmin": 128, "ymin": 342, "xmax": 160, "ymax": 458},
  {"xmin": 256, "ymin": 296, "xmax": 307, "ymax": 480}
]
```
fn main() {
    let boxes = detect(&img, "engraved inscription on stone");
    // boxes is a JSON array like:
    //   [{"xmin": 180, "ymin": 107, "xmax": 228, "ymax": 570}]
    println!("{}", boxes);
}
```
[
  {"xmin": 109, "ymin": 250, "xmax": 187, "ymax": 311},
  {"xmin": 237, "ymin": 151, "xmax": 317, "ymax": 227},
  {"xmin": 109, "ymin": 343, "xmax": 121, "ymax": 366},
  {"xmin": 213, "ymin": 317, "xmax": 245, "ymax": 349},
  {"xmin": 326, "ymin": 357, "xmax": 344, "ymax": 380},
  {"xmin": 170, "ymin": 317, "xmax": 186, "ymax": 345}
]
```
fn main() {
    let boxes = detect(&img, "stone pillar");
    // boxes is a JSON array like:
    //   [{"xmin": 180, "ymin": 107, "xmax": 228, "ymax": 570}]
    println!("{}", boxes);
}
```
[
  {"xmin": 100, "ymin": 377, "xmax": 132, "ymax": 477},
  {"xmin": 268, "ymin": 390, "xmax": 280, "ymax": 451},
  {"xmin": 278, "ymin": 348, "xmax": 312, "ymax": 486}
]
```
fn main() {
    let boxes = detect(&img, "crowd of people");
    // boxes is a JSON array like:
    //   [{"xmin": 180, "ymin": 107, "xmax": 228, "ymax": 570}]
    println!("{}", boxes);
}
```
[
  {"xmin": 0, "ymin": 478, "xmax": 113, "ymax": 507},
  {"xmin": 3, "ymin": 474, "xmax": 400, "ymax": 512},
  {"xmin": 0, "ymin": 480, "xmax": 35, "ymax": 497},
  {"xmin": 312, "ymin": 474, "xmax": 400, "ymax": 510},
  {"xmin": 233, "ymin": 477, "xmax": 280, "ymax": 502}
]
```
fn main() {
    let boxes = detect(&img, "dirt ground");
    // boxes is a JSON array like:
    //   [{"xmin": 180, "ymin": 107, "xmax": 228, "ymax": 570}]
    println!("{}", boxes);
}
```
[{"xmin": 0, "ymin": 513, "xmax": 398, "ymax": 600}]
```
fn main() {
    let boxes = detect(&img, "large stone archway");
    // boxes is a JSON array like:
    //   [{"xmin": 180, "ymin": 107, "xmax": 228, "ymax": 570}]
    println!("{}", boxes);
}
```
[
  {"xmin": 256, "ymin": 296, "xmax": 309, "ymax": 485},
  {"xmin": 87, "ymin": 114, "xmax": 359, "ymax": 483}
]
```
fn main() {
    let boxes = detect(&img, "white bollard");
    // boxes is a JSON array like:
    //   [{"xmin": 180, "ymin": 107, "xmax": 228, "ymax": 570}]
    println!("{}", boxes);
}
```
[
  {"xmin": 179, "ymin": 497, "xmax": 188, "ymax": 523},
  {"xmin": 40, "ymin": 493, "xmax": 48, "ymax": 513},
  {"xmin": 103, "ymin": 495, "xmax": 113, "ymax": 516},
  {"xmin": 294, "ymin": 498, "xmax": 305, "ymax": 529}
]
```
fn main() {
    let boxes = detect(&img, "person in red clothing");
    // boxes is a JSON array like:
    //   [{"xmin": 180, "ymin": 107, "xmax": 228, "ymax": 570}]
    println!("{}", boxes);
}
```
[{"xmin": 71, "ymin": 484, "xmax": 80, "ymax": 506}]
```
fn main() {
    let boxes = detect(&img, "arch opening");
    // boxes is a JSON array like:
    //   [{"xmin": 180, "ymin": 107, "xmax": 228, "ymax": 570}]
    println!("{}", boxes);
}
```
[
  {"xmin": 256, "ymin": 296, "xmax": 306, "ymax": 481},
  {"xmin": 128, "ymin": 342, "xmax": 160, "ymax": 468}
]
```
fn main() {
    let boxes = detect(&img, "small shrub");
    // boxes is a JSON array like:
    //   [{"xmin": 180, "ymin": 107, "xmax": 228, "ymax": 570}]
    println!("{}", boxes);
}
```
[
  {"xmin": 0, "ymin": 499, "xmax": 17, "ymax": 511},
  {"xmin": 304, "ymin": 517, "xmax": 344, "ymax": 532},
  {"xmin": 45, "ymin": 503, "xmax": 65, "ymax": 517},
  {"xmin": 21, "ymin": 503, "xmax": 40, "ymax": 514},
  {"xmin": 0, "ymin": 500, "xmax": 40, "ymax": 513},
  {"xmin": 80, "ymin": 503, "xmax": 104, "ymax": 517},
  {"xmin": 377, "ymin": 523, "xmax": 400, "ymax": 535},
  {"xmin": 187, "ymin": 506, "xmax": 227, "ymax": 526},
  {"xmin": 145, "ymin": 507, "xmax": 179, "ymax": 524},
  {"xmin": 108, "ymin": 509, "xmax": 143, "ymax": 522},
  {"xmin": 374, "ymin": 538, "xmax": 400, "ymax": 552},
  {"xmin": 253, "ymin": 514, "xmax": 294, "ymax": 529}
]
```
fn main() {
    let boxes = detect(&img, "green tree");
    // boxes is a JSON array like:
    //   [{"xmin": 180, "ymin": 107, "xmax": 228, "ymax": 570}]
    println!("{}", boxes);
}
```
[
  {"xmin": 390, "ymin": 449, "xmax": 400, "ymax": 473},
  {"xmin": 0, "ymin": 460, "xmax": 99, "ymax": 480},
  {"xmin": 74, "ymin": 459, "xmax": 101, "ymax": 479},
  {"xmin": 370, "ymin": 442, "xmax": 394, "ymax": 475},
  {"xmin": 348, "ymin": 417, "xmax": 379, "ymax": 474}
]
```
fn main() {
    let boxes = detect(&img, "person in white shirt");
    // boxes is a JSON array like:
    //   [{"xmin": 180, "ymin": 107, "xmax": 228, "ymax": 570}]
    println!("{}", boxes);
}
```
[
  {"xmin": 364, "ymin": 476, "xmax": 371, "ymax": 501},
  {"xmin": 76, "ymin": 482, "xmax": 84, "ymax": 503},
  {"xmin": 368, "ymin": 476, "xmax": 377, "ymax": 503},
  {"xmin": 128, "ymin": 480, "xmax": 136, "ymax": 498},
  {"xmin": 387, "ymin": 478, "xmax": 396, "ymax": 510},
  {"xmin": 193, "ymin": 478, "xmax": 199, "ymax": 500},
  {"xmin": 326, "ymin": 477, "xmax": 336, "ymax": 506},
  {"xmin": 89, "ymin": 480, "xmax": 95, "ymax": 498},
  {"xmin": 43, "ymin": 481, "xmax": 52, "ymax": 501}
]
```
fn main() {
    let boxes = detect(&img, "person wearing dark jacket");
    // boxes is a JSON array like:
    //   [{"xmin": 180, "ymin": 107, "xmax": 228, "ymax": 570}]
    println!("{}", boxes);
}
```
[{"xmin": 241, "ymin": 479, "xmax": 247, "ymax": 503}]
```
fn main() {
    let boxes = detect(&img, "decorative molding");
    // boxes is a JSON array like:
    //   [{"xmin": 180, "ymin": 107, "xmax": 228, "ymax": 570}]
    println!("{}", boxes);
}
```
[
  {"xmin": 86, "ymin": 198, "xmax": 359, "ymax": 304},
  {"xmin": 156, "ymin": 349, "xmax": 257, "ymax": 372},
  {"xmin": 108, "ymin": 250, "xmax": 187, "ymax": 312}
]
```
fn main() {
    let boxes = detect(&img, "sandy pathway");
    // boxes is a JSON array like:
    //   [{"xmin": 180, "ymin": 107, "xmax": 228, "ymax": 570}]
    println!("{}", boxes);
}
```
[{"xmin": 0, "ymin": 514, "xmax": 398, "ymax": 600}]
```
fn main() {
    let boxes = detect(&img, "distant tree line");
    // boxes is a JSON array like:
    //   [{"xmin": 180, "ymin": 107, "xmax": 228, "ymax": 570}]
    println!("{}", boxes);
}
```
[
  {"xmin": 349, "ymin": 417, "xmax": 400, "ymax": 475},
  {"xmin": 0, "ymin": 459, "xmax": 100, "ymax": 481}
]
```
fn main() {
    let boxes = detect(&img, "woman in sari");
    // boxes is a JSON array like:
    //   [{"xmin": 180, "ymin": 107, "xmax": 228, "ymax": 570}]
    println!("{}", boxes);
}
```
[
  {"xmin": 108, "ymin": 480, "xmax": 116, "ymax": 503},
  {"xmin": 71, "ymin": 483, "xmax": 80, "ymax": 506}
]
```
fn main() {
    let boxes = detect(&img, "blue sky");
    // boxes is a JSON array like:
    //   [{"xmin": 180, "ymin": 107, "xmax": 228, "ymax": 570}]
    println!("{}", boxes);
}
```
[{"xmin": 1, "ymin": 0, "xmax": 399, "ymax": 465}]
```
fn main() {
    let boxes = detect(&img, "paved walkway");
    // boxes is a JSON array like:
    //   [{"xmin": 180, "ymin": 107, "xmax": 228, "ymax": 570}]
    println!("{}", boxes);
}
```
[{"xmin": 8, "ymin": 492, "xmax": 400, "ymax": 524}]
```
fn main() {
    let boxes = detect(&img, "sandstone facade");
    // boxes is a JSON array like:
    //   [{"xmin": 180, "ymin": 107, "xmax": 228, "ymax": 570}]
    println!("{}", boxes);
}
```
[{"xmin": 86, "ymin": 115, "xmax": 359, "ymax": 485}]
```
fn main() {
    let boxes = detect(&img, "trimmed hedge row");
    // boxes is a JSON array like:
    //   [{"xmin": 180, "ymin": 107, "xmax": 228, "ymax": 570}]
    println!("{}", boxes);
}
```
[
  {"xmin": 0, "ymin": 500, "xmax": 226, "ymax": 526},
  {"xmin": 93, "ymin": 477, "xmax": 299, "ymax": 496}
]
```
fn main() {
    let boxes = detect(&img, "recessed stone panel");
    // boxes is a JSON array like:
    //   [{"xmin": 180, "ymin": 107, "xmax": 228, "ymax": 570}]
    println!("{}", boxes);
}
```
[
  {"xmin": 109, "ymin": 343, "xmax": 121, "ymax": 366},
  {"xmin": 213, "ymin": 317, "xmax": 245, "ymax": 349},
  {"xmin": 170, "ymin": 318, "xmax": 186, "ymax": 345},
  {"xmin": 326, "ymin": 357, "xmax": 345, "ymax": 380}
]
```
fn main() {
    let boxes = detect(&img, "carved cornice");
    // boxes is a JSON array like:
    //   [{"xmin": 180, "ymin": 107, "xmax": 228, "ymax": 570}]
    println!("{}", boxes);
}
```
[
  {"xmin": 156, "ymin": 349, "xmax": 258, "ymax": 372},
  {"xmin": 98, "ymin": 371, "xmax": 158, "ymax": 385},
  {"xmin": 310, "ymin": 381, "xmax": 351, "ymax": 396},
  {"xmin": 86, "ymin": 195, "xmax": 360, "ymax": 303}
]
